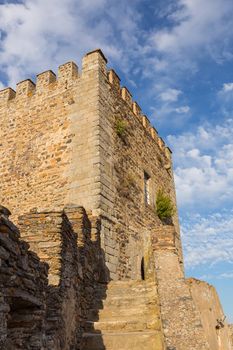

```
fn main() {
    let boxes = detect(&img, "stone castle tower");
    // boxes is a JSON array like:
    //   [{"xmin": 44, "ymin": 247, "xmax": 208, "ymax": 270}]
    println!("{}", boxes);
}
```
[{"xmin": 0, "ymin": 49, "xmax": 232, "ymax": 349}]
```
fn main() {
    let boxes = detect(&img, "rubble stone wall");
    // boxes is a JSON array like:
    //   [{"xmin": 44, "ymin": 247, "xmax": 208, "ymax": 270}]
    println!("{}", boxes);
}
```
[
  {"xmin": 188, "ymin": 278, "xmax": 233, "ymax": 350},
  {"xmin": 0, "ymin": 52, "xmax": 107, "ymax": 223},
  {"xmin": 0, "ymin": 210, "xmax": 48, "ymax": 349},
  {"xmin": 94, "ymin": 56, "xmax": 183, "ymax": 280},
  {"xmin": 0, "ymin": 206, "xmax": 104, "ymax": 350}
]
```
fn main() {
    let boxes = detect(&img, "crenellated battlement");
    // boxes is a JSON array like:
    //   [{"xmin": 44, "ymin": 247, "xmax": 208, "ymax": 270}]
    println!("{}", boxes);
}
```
[
  {"xmin": 0, "ymin": 60, "xmax": 79, "ymax": 105},
  {"xmin": 0, "ymin": 87, "xmax": 16, "ymax": 102},
  {"xmin": 16, "ymin": 78, "xmax": 35, "ymax": 97},
  {"xmin": 106, "ymin": 61, "xmax": 172, "ymax": 163},
  {"xmin": 0, "ymin": 49, "xmax": 171, "ymax": 165},
  {"xmin": 36, "ymin": 70, "xmax": 56, "ymax": 89}
]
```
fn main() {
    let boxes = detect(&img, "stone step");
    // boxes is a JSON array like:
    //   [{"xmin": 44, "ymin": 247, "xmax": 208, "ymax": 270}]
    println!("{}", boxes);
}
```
[
  {"xmin": 85, "ymin": 316, "xmax": 161, "ymax": 332},
  {"xmin": 82, "ymin": 331, "xmax": 164, "ymax": 350},
  {"xmin": 104, "ymin": 280, "xmax": 156, "ymax": 287},
  {"xmin": 92, "ymin": 294, "xmax": 158, "ymax": 310},
  {"xmin": 94, "ymin": 281, "xmax": 156, "ymax": 292},
  {"xmin": 88, "ymin": 305, "xmax": 158, "ymax": 320},
  {"xmin": 94, "ymin": 285, "xmax": 157, "ymax": 299},
  {"xmin": 83, "ymin": 281, "xmax": 162, "ymax": 350},
  {"xmin": 93, "ymin": 285, "xmax": 157, "ymax": 295}
]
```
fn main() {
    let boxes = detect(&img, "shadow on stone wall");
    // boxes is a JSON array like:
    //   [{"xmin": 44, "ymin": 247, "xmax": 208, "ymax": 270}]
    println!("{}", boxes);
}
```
[
  {"xmin": 0, "ymin": 206, "xmax": 48, "ymax": 350},
  {"xmin": 0, "ymin": 205, "xmax": 110, "ymax": 350},
  {"xmin": 45, "ymin": 206, "xmax": 110, "ymax": 350}
]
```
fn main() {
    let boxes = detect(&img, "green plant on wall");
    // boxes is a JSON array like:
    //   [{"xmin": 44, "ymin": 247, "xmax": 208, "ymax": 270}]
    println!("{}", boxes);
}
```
[
  {"xmin": 115, "ymin": 119, "xmax": 127, "ymax": 138},
  {"xmin": 156, "ymin": 189, "xmax": 175, "ymax": 221}
]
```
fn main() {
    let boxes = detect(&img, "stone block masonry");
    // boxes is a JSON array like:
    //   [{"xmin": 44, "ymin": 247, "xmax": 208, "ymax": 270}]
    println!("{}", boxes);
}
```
[{"xmin": 0, "ymin": 51, "xmax": 109, "ymax": 224}]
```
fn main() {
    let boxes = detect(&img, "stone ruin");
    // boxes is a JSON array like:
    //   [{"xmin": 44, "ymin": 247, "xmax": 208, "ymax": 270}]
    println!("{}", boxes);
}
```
[{"xmin": 0, "ymin": 49, "xmax": 232, "ymax": 349}]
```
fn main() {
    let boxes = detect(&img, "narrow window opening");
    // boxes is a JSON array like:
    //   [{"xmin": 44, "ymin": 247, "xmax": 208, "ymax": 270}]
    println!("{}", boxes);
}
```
[
  {"xmin": 144, "ymin": 171, "xmax": 150, "ymax": 205},
  {"xmin": 141, "ymin": 257, "xmax": 145, "ymax": 280}
]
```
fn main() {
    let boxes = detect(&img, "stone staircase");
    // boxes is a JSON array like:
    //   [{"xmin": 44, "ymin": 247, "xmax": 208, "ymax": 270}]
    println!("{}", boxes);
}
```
[{"xmin": 82, "ymin": 280, "xmax": 164, "ymax": 350}]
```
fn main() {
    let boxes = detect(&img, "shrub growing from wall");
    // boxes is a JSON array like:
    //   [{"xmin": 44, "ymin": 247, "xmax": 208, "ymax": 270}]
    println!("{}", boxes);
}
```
[{"xmin": 156, "ymin": 189, "xmax": 175, "ymax": 223}]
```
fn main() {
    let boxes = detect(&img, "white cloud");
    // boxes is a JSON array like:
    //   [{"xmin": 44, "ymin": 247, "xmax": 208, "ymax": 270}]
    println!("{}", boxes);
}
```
[
  {"xmin": 141, "ymin": 0, "xmax": 233, "ymax": 132},
  {"xmin": 0, "ymin": 0, "xmax": 140, "ymax": 86},
  {"xmin": 151, "ymin": 0, "xmax": 233, "ymax": 65},
  {"xmin": 168, "ymin": 119, "xmax": 233, "ymax": 210},
  {"xmin": 222, "ymin": 83, "xmax": 233, "ymax": 92},
  {"xmin": 159, "ymin": 88, "xmax": 182, "ymax": 102},
  {"xmin": 175, "ymin": 105, "xmax": 190, "ymax": 113},
  {"xmin": 218, "ymin": 272, "xmax": 233, "ymax": 279},
  {"xmin": 181, "ymin": 211, "xmax": 233, "ymax": 268},
  {"xmin": 217, "ymin": 83, "xmax": 233, "ymax": 116}
]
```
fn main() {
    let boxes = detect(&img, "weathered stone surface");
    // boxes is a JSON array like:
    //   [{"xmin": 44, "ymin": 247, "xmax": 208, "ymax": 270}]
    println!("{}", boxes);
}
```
[
  {"xmin": 0, "ymin": 211, "xmax": 48, "ymax": 350},
  {"xmin": 83, "ymin": 280, "xmax": 165, "ymax": 350},
  {"xmin": 0, "ymin": 206, "xmax": 105, "ymax": 349},
  {"xmin": 229, "ymin": 325, "xmax": 233, "ymax": 347},
  {"xmin": 152, "ymin": 225, "xmax": 233, "ymax": 350},
  {"xmin": 19, "ymin": 206, "xmax": 105, "ymax": 350}
]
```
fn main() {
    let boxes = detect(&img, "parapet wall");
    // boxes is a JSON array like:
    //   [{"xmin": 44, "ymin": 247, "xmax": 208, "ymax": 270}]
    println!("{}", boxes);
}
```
[{"xmin": 0, "ymin": 61, "xmax": 78, "ymax": 102}]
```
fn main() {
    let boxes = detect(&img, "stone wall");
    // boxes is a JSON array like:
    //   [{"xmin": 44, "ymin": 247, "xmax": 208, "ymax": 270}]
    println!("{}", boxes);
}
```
[
  {"xmin": 188, "ymin": 278, "xmax": 233, "ymax": 350},
  {"xmin": 0, "ymin": 207, "xmax": 48, "ymax": 349},
  {"xmin": 0, "ymin": 51, "xmax": 107, "ymax": 223},
  {"xmin": 152, "ymin": 225, "xmax": 210, "ymax": 350},
  {"xmin": 93, "ymin": 59, "xmax": 183, "ymax": 280},
  {"xmin": 229, "ymin": 325, "xmax": 233, "ymax": 346},
  {"xmin": 19, "ymin": 206, "xmax": 106, "ymax": 349},
  {"xmin": 0, "ymin": 205, "xmax": 105, "ymax": 349}
]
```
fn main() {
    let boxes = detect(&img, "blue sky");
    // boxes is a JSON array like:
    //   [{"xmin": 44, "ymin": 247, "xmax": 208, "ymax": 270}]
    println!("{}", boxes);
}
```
[{"xmin": 0, "ymin": 0, "xmax": 233, "ymax": 321}]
